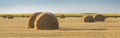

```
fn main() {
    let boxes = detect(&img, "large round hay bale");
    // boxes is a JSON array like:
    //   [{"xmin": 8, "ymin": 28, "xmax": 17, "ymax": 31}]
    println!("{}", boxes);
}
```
[
  {"xmin": 8, "ymin": 15, "xmax": 14, "ymax": 19},
  {"xmin": 81, "ymin": 15, "xmax": 95, "ymax": 22},
  {"xmin": 34, "ymin": 13, "xmax": 59, "ymax": 30},
  {"xmin": 93, "ymin": 14, "xmax": 106, "ymax": 21},
  {"xmin": 60, "ymin": 15, "xmax": 65, "ymax": 18},
  {"xmin": 26, "ymin": 12, "xmax": 42, "ymax": 29},
  {"xmin": 2, "ymin": 15, "xmax": 7, "ymax": 18}
]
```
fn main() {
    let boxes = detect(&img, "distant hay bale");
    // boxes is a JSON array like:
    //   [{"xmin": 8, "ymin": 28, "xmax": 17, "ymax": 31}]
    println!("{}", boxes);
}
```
[
  {"xmin": 26, "ymin": 16, "xmax": 30, "ymax": 18},
  {"xmin": 93, "ymin": 14, "xmax": 106, "ymax": 21},
  {"xmin": 8, "ymin": 15, "xmax": 14, "ymax": 19},
  {"xmin": 2, "ymin": 15, "xmax": 7, "ymax": 18},
  {"xmin": 114, "ymin": 16, "xmax": 117, "ymax": 18},
  {"xmin": 26, "ymin": 12, "xmax": 42, "ymax": 29},
  {"xmin": 60, "ymin": 15, "xmax": 65, "ymax": 18},
  {"xmin": 22, "ymin": 15, "xmax": 25, "ymax": 17},
  {"xmin": 81, "ymin": 15, "xmax": 95, "ymax": 22},
  {"xmin": 6, "ymin": 14, "xmax": 9, "ymax": 16},
  {"xmin": 34, "ymin": 13, "xmax": 59, "ymax": 30}
]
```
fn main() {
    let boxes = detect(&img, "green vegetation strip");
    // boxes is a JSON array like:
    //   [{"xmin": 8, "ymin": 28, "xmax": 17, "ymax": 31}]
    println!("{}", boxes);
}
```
[{"xmin": 0, "ymin": 14, "xmax": 120, "ymax": 17}]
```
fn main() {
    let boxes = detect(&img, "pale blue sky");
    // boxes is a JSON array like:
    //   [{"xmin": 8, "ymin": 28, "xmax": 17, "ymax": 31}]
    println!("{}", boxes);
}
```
[{"xmin": 0, "ymin": 0, "xmax": 119, "ymax": 14}]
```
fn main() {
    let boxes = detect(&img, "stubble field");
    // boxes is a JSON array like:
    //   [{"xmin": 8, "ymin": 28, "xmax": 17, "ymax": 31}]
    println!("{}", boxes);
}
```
[{"xmin": 0, "ymin": 17, "xmax": 120, "ymax": 38}]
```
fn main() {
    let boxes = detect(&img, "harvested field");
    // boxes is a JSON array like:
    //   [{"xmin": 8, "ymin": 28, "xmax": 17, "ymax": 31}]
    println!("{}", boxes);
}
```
[{"xmin": 0, "ymin": 17, "xmax": 120, "ymax": 38}]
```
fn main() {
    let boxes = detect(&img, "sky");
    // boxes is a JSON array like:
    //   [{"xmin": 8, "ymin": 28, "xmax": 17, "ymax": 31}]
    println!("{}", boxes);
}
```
[{"xmin": 0, "ymin": 0, "xmax": 120, "ymax": 14}]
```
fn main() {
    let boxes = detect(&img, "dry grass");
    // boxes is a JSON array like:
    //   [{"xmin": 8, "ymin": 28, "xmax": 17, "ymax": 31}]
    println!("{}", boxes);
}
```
[{"xmin": 0, "ymin": 17, "xmax": 120, "ymax": 38}]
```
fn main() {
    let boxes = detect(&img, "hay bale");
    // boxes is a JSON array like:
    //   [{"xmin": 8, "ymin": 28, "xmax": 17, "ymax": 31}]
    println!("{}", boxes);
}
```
[
  {"xmin": 93, "ymin": 14, "xmax": 106, "ymax": 21},
  {"xmin": 60, "ymin": 15, "xmax": 65, "ymax": 18},
  {"xmin": 26, "ymin": 15, "xmax": 30, "ymax": 18},
  {"xmin": 6, "ymin": 14, "xmax": 9, "ymax": 16},
  {"xmin": 34, "ymin": 13, "xmax": 59, "ymax": 30},
  {"xmin": 2, "ymin": 15, "xmax": 7, "ymax": 18},
  {"xmin": 8, "ymin": 15, "xmax": 14, "ymax": 19},
  {"xmin": 114, "ymin": 16, "xmax": 117, "ymax": 18},
  {"xmin": 22, "ymin": 15, "xmax": 25, "ymax": 17},
  {"xmin": 26, "ymin": 12, "xmax": 42, "ymax": 29},
  {"xmin": 81, "ymin": 15, "xmax": 95, "ymax": 22}
]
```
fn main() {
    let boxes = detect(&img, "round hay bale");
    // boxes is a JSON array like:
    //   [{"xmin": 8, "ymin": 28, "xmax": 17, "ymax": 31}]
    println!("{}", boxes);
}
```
[
  {"xmin": 114, "ymin": 16, "xmax": 117, "ymax": 18},
  {"xmin": 34, "ymin": 13, "xmax": 59, "ymax": 30},
  {"xmin": 2, "ymin": 15, "xmax": 7, "ymax": 18},
  {"xmin": 81, "ymin": 15, "xmax": 95, "ymax": 22},
  {"xmin": 22, "ymin": 15, "xmax": 25, "ymax": 17},
  {"xmin": 26, "ymin": 12, "xmax": 42, "ymax": 29},
  {"xmin": 60, "ymin": 15, "xmax": 65, "ymax": 18},
  {"xmin": 8, "ymin": 15, "xmax": 14, "ymax": 19},
  {"xmin": 93, "ymin": 14, "xmax": 106, "ymax": 21},
  {"xmin": 6, "ymin": 14, "xmax": 9, "ymax": 16},
  {"xmin": 26, "ymin": 15, "xmax": 30, "ymax": 18}
]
